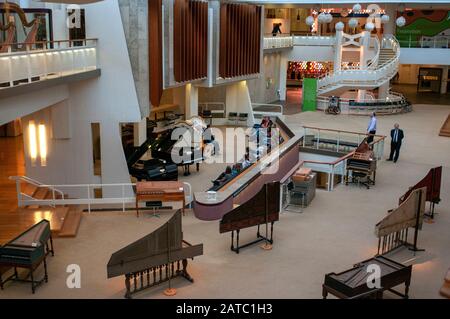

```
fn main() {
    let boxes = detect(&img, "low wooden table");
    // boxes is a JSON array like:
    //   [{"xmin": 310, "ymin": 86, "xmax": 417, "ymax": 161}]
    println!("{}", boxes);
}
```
[{"xmin": 135, "ymin": 182, "xmax": 185, "ymax": 217}]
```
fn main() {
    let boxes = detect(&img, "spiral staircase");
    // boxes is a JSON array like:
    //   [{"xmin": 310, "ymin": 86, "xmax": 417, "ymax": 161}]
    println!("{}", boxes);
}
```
[{"xmin": 317, "ymin": 35, "xmax": 400, "ymax": 96}]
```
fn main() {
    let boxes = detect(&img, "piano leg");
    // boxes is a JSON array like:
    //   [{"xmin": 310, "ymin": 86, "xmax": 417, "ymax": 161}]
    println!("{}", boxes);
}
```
[
  {"xmin": 270, "ymin": 222, "xmax": 275, "ymax": 244},
  {"xmin": 43, "ymin": 257, "xmax": 48, "ymax": 283},
  {"xmin": 322, "ymin": 285, "xmax": 328, "ymax": 299},
  {"xmin": 231, "ymin": 231, "xmax": 235, "ymax": 251},
  {"xmin": 196, "ymin": 163, "xmax": 200, "ymax": 172},
  {"xmin": 236, "ymin": 230, "xmax": 240, "ymax": 254},
  {"xmin": 182, "ymin": 259, "xmax": 194, "ymax": 283},
  {"xmin": 49, "ymin": 235, "xmax": 55, "ymax": 257},
  {"xmin": 404, "ymin": 280, "xmax": 410, "ymax": 299},
  {"xmin": 30, "ymin": 268, "xmax": 35, "ymax": 294}
]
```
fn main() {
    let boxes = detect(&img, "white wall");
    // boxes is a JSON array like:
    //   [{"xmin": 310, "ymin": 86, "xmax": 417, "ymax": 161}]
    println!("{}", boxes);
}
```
[
  {"xmin": 248, "ymin": 52, "xmax": 282, "ymax": 103},
  {"xmin": 225, "ymin": 81, "xmax": 255, "ymax": 127},
  {"xmin": 21, "ymin": 0, "xmax": 141, "ymax": 197},
  {"xmin": 400, "ymin": 48, "xmax": 450, "ymax": 66}
]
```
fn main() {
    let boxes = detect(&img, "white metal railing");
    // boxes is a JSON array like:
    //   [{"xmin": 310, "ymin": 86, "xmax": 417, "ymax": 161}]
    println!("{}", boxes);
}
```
[
  {"xmin": 317, "ymin": 35, "xmax": 400, "ymax": 95},
  {"xmin": 252, "ymin": 103, "xmax": 284, "ymax": 117},
  {"xmin": 398, "ymin": 34, "xmax": 450, "ymax": 49},
  {"xmin": 199, "ymin": 102, "xmax": 226, "ymax": 118},
  {"xmin": 301, "ymin": 126, "xmax": 386, "ymax": 161},
  {"xmin": 264, "ymin": 34, "xmax": 293, "ymax": 50},
  {"xmin": 263, "ymin": 34, "xmax": 336, "ymax": 50},
  {"xmin": 9, "ymin": 176, "xmax": 193, "ymax": 214},
  {"xmin": 317, "ymin": 91, "xmax": 408, "ymax": 115},
  {"xmin": 293, "ymin": 35, "xmax": 335, "ymax": 46},
  {"xmin": 0, "ymin": 39, "xmax": 98, "ymax": 87}
]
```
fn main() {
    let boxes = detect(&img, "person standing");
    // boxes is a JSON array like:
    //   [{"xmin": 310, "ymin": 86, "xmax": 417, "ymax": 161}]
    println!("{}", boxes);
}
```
[
  {"xmin": 388, "ymin": 123, "xmax": 404, "ymax": 163},
  {"xmin": 271, "ymin": 23, "xmax": 282, "ymax": 36},
  {"xmin": 367, "ymin": 112, "xmax": 377, "ymax": 144}
]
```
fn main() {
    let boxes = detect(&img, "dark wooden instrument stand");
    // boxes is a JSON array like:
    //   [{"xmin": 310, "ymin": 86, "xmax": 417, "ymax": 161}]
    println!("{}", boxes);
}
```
[{"xmin": 230, "ymin": 222, "xmax": 275, "ymax": 254}]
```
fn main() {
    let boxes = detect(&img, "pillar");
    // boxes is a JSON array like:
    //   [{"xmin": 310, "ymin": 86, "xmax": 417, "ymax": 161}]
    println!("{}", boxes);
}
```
[
  {"xmin": 133, "ymin": 118, "xmax": 147, "ymax": 147},
  {"xmin": 378, "ymin": 82, "xmax": 390, "ymax": 100},
  {"xmin": 441, "ymin": 66, "xmax": 449, "ymax": 94},
  {"xmin": 185, "ymin": 83, "xmax": 199, "ymax": 119},
  {"xmin": 334, "ymin": 30, "xmax": 344, "ymax": 73},
  {"xmin": 358, "ymin": 31, "xmax": 371, "ymax": 101},
  {"xmin": 278, "ymin": 54, "xmax": 288, "ymax": 101}
]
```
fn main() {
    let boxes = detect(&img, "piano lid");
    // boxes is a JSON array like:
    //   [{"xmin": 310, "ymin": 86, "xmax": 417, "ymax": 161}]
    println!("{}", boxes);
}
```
[
  {"xmin": 126, "ymin": 137, "xmax": 156, "ymax": 168},
  {"xmin": 375, "ymin": 187, "xmax": 426, "ymax": 238},
  {"xmin": 220, "ymin": 182, "xmax": 280, "ymax": 232},
  {"xmin": 107, "ymin": 211, "xmax": 183, "ymax": 277},
  {"xmin": 4, "ymin": 220, "xmax": 50, "ymax": 248},
  {"xmin": 399, "ymin": 166, "xmax": 442, "ymax": 204}
]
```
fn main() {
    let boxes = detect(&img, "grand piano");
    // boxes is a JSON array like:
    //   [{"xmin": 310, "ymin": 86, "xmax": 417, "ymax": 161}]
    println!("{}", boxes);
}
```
[
  {"xmin": 126, "ymin": 136, "xmax": 179, "ymax": 182},
  {"xmin": 151, "ymin": 120, "xmax": 205, "ymax": 176},
  {"xmin": 107, "ymin": 210, "xmax": 203, "ymax": 299},
  {"xmin": 220, "ymin": 182, "xmax": 280, "ymax": 254},
  {"xmin": 0, "ymin": 220, "xmax": 54, "ymax": 293},
  {"xmin": 345, "ymin": 139, "xmax": 377, "ymax": 189},
  {"xmin": 323, "ymin": 256, "xmax": 412, "ymax": 299},
  {"xmin": 399, "ymin": 166, "xmax": 442, "ymax": 218}
]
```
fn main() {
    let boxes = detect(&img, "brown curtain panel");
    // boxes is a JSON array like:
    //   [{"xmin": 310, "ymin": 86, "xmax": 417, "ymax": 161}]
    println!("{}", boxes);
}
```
[
  {"xmin": 173, "ymin": 0, "xmax": 208, "ymax": 83},
  {"xmin": 219, "ymin": 3, "xmax": 262, "ymax": 79},
  {"xmin": 149, "ymin": 0, "xmax": 163, "ymax": 107}
]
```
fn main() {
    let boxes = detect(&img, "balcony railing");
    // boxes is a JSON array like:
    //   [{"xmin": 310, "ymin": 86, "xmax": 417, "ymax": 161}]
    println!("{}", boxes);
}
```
[
  {"xmin": 0, "ymin": 39, "xmax": 98, "ymax": 88},
  {"xmin": 263, "ymin": 33, "xmax": 293, "ymax": 50},
  {"xmin": 397, "ymin": 35, "xmax": 450, "ymax": 49}
]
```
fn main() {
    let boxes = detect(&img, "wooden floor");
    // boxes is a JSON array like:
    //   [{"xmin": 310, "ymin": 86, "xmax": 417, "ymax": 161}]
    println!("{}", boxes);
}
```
[
  {"xmin": 0, "ymin": 136, "xmax": 83, "ymax": 245},
  {"xmin": 0, "ymin": 136, "xmax": 25, "ymax": 213}
]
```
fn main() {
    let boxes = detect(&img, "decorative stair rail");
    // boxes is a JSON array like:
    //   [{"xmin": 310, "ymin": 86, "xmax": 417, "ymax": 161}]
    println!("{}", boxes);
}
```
[
  {"xmin": 9, "ymin": 176, "xmax": 193, "ymax": 213},
  {"xmin": 317, "ymin": 34, "xmax": 400, "ymax": 96}
]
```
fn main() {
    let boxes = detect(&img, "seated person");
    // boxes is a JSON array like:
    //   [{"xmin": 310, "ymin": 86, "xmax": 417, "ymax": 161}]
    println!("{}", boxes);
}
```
[
  {"xmin": 223, "ymin": 166, "xmax": 234, "ymax": 180},
  {"xmin": 242, "ymin": 154, "xmax": 251, "ymax": 169},
  {"xmin": 232, "ymin": 163, "xmax": 243, "ymax": 176},
  {"xmin": 212, "ymin": 166, "xmax": 234, "ymax": 186},
  {"xmin": 261, "ymin": 116, "xmax": 274, "ymax": 129}
]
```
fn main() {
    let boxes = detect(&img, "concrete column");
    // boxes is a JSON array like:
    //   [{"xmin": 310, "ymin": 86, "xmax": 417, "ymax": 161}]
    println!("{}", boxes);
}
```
[
  {"xmin": 378, "ymin": 82, "xmax": 390, "ymax": 100},
  {"xmin": 360, "ymin": 31, "xmax": 370, "ymax": 70},
  {"xmin": 185, "ymin": 84, "xmax": 199, "ymax": 119},
  {"xmin": 133, "ymin": 118, "xmax": 147, "ymax": 147},
  {"xmin": 357, "ymin": 90, "xmax": 366, "ymax": 101},
  {"xmin": 441, "ymin": 66, "xmax": 449, "ymax": 94},
  {"xmin": 278, "ymin": 53, "xmax": 288, "ymax": 101},
  {"xmin": 334, "ymin": 30, "xmax": 344, "ymax": 72}
]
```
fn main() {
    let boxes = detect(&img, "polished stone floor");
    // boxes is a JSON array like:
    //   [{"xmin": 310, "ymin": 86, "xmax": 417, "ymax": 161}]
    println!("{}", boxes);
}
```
[{"xmin": 0, "ymin": 104, "xmax": 449, "ymax": 299}]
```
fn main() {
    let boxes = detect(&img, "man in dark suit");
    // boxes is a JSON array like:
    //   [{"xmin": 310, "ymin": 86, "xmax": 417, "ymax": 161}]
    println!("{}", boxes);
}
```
[{"xmin": 388, "ymin": 123, "xmax": 404, "ymax": 163}]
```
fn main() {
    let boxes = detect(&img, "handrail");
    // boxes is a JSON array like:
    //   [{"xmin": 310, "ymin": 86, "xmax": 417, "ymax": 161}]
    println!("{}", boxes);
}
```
[
  {"xmin": 252, "ymin": 103, "xmax": 284, "ymax": 116},
  {"xmin": 317, "ymin": 34, "xmax": 400, "ymax": 93},
  {"xmin": 9, "ymin": 176, "xmax": 193, "ymax": 213},
  {"xmin": 303, "ymin": 151, "xmax": 355, "ymax": 166},
  {"xmin": 0, "ymin": 38, "xmax": 98, "ymax": 48},
  {"xmin": 302, "ymin": 126, "xmax": 386, "ymax": 139}
]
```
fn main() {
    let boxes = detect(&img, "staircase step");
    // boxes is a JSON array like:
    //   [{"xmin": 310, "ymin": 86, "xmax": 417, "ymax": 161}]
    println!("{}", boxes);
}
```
[
  {"xmin": 26, "ymin": 187, "xmax": 51, "ymax": 209},
  {"xmin": 22, "ymin": 184, "xmax": 38, "ymax": 197},
  {"xmin": 57, "ymin": 206, "xmax": 83, "ymax": 238}
]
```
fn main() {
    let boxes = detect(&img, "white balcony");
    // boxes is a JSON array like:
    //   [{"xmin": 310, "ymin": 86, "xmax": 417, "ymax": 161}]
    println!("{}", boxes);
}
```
[
  {"xmin": 0, "ymin": 39, "xmax": 99, "ymax": 89},
  {"xmin": 264, "ymin": 34, "xmax": 293, "ymax": 50}
]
